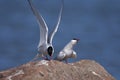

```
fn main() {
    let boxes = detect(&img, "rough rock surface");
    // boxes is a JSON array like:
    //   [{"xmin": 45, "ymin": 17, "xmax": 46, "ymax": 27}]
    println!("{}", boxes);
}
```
[{"xmin": 0, "ymin": 60, "xmax": 115, "ymax": 80}]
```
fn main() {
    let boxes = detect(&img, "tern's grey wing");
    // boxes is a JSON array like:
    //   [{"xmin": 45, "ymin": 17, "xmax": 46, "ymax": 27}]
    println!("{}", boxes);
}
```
[
  {"xmin": 28, "ymin": 0, "xmax": 48, "ymax": 47},
  {"xmin": 48, "ymin": 0, "xmax": 64, "ymax": 44}
]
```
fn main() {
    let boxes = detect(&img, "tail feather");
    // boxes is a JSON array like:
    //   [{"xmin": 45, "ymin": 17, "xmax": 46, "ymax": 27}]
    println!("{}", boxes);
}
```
[{"xmin": 30, "ymin": 53, "xmax": 42, "ymax": 62}]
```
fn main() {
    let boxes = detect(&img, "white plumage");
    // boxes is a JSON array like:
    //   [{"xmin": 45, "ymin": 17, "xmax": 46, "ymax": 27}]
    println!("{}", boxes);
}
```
[
  {"xmin": 28, "ymin": 0, "xmax": 64, "ymax": 60},
  {"xmin": 57, "ymin": 38, "xmax": 79, "ymax": 63}
]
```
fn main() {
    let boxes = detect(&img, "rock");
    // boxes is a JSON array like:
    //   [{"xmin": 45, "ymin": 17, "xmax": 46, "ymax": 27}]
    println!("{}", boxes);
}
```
[{"xmin": 0, "ymin": 60, "xmax": 115, "ymax": 80}]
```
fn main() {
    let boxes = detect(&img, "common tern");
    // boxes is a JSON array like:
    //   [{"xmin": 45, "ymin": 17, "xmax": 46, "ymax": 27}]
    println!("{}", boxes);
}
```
[
  {"xmin": 56, "ymin": 38, "xmax": 79, "ymax": 63},
  {"xmin": 28, "ymin": 0, "xmax": 64, "ymax": 60}
]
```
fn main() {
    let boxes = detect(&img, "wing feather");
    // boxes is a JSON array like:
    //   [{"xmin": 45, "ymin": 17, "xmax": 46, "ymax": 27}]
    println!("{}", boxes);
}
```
[
  {"xmin": 48, "ymin": 0, "xmax": 64, "ymax": 44},
  {"xmin": 28, "ymin": 0, "xmax": 48, "ymax": 47}
]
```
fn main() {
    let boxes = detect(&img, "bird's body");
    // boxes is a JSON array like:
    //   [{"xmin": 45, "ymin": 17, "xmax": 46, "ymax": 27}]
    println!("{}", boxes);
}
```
[
  {"xmin": 28, "ymin": 0, "xmax": 63, "ymax": 60},
  {"xmin": 57, "ymin": 38, "xmax": 79, "ymax": 63}
]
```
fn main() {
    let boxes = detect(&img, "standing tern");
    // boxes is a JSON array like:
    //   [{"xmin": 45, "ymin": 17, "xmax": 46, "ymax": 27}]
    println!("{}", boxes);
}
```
[
  {"xmin": 28, "ymin": 0, "xmax": 64, "ymax": 60},
  {"xmin": 56, "ymin": 38, "xmax": 79, "ymax": 63}
]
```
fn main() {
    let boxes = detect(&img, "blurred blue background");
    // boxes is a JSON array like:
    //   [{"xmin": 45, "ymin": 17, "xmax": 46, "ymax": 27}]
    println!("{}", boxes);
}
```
[{"xmin": 0, "ymin": 0, "xmax": 120, "ymax": 79}]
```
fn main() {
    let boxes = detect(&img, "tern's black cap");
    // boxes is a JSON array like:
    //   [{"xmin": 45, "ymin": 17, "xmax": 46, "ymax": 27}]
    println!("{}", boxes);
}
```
[{"xmin": 72, "ymin": 38, "xmax": 80, "ymax": 41}]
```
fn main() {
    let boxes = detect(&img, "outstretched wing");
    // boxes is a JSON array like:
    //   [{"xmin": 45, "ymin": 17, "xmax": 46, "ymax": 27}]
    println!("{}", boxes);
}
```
[
  {"xmin": 28, "ymin": 0, "xmax": 48, "ymax": 47},
  {"xmin": 48, "ymin": 0, "xmax": 64, "ymax": 44}
]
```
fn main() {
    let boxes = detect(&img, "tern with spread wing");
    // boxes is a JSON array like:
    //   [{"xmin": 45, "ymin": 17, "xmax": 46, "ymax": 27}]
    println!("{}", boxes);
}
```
[
  {"xmin": 56, "ymin": 38, "xmax": 79, "ymax": 63},
  {"xmin": 28, "ymin": 0, "xmax": 63, "ymax": 60}
]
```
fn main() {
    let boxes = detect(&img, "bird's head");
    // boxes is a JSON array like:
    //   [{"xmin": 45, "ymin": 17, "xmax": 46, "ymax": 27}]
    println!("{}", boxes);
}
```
[
  {"xmin": 47, "ymin": 46, "xmax": 53, "ymax": 56},
  {"xmin": 71, "ymin": 38, "xmax": 80, "ymax": 44}
]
